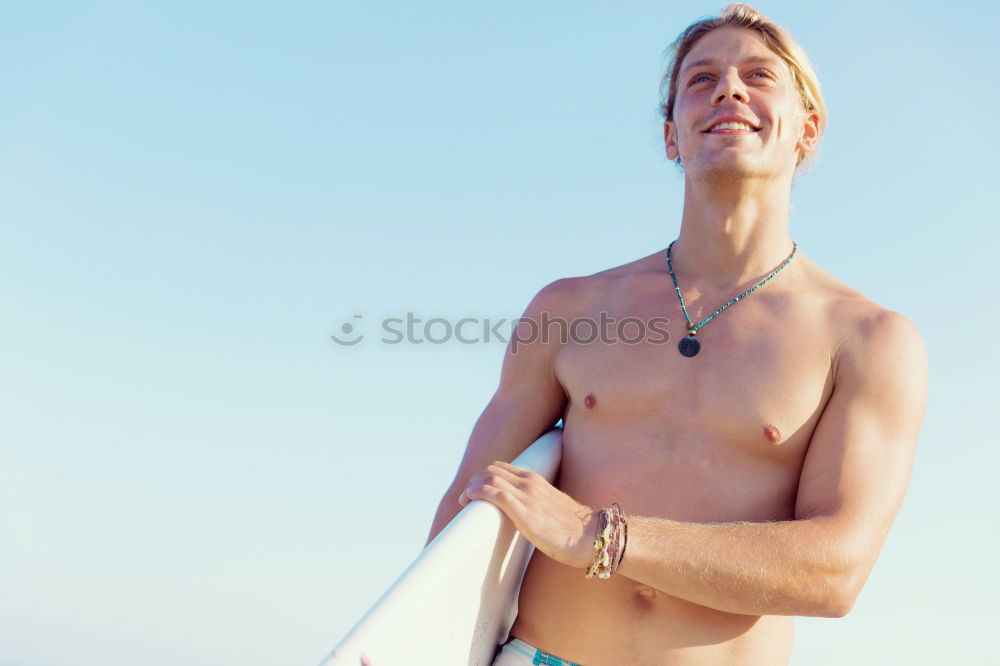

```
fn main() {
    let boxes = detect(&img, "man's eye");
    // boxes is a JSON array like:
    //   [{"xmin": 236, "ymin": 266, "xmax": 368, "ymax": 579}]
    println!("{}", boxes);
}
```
[
  {"xmin": 690, "ymin": 74, "xmax": 711, "ymax": 85},
  {"xmin": 752, "ymin": 71, "xmax": 773, "ymax": 79}
]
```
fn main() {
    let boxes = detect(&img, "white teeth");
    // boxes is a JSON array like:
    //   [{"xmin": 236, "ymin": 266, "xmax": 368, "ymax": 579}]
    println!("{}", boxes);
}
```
[{"xmin": 709, "ymin": 121, "xmax": 755, "ymax": 131}]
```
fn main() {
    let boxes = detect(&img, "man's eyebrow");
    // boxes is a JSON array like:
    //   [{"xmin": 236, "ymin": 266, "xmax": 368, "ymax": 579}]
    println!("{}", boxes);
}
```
[{"xmin": 681, "ymin": 56, "xmax": 782, "ymax": 74}]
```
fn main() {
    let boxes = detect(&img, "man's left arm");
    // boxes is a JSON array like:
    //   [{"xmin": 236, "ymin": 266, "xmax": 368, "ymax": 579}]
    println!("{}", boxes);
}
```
[{"xmin": 615, "ymin": 309, "xmax": 928, "ymax": 617}]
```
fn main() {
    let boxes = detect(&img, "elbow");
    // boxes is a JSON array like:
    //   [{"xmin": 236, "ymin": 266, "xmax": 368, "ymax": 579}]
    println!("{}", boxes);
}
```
[
  {"xmin": 822, "ymin": 589, "xmax": 856, "ymax": 618},
  {"xmin": 818, "ymin": 567, "xmax": 863, "ymax": 618},
  {"xmin": 806, "ymin": 529, "xmax": 869, "ymax": 618}
]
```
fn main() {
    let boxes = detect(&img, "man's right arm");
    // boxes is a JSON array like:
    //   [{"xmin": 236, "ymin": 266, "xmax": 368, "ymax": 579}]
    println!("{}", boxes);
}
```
[{"xmin": 423, "ymin": 278, "xmax": 579, "ymax": 547}]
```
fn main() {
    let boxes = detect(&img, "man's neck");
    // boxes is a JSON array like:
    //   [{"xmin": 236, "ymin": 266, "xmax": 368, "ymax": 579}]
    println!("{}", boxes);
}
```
[{"xmin": 669, "ymin": 175, "xmax": 796, "ymax": 291}]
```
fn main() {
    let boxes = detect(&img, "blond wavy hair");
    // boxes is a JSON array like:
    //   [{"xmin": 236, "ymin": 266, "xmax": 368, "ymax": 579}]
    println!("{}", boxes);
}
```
[{"xmin": 659, "ymin": 3, "xmax": 827, "ymax": 172}]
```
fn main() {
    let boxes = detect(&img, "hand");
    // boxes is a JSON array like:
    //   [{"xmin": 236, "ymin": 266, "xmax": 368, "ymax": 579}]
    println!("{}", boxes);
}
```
[{"xmin": 458, "ymin": 460, "xmax": 598, "ymax": 569}]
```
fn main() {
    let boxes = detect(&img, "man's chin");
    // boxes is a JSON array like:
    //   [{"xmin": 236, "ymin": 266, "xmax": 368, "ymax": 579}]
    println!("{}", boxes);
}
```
[{"xmin": 688, "ymin": 156, "xmax": 766, "ymax": 182}]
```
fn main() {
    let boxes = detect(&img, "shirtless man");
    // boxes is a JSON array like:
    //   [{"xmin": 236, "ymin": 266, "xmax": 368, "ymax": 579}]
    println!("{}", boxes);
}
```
[{"xmin": 424, "ymin": 5, "xmax": 928, "ymax": 665}]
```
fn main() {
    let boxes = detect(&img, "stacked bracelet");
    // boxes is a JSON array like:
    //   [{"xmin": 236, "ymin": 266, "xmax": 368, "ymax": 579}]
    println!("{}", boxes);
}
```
[{"xmin": 584, "ymin": 502, "xmax": 628, "ymax": 579}]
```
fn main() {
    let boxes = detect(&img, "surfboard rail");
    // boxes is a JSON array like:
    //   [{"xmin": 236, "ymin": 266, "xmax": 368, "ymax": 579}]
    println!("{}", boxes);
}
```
[{"xmin": 320, "ymin": 427, "xmax": 564, "ymax": 666}]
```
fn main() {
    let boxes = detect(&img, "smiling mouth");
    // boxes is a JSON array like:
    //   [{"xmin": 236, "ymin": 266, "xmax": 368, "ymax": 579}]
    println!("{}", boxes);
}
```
[{"xmin": 704, "ymin": 128, "xmax": 760, "ymax": 134}]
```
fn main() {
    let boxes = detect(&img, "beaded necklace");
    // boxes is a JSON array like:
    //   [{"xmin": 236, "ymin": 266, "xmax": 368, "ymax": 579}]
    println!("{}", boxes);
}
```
[{"xmin": 665, "ymin": 239, "xmax": 798, "ymax": 357}]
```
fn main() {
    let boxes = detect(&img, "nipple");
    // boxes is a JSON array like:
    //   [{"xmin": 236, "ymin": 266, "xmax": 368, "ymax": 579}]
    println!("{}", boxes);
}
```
[
  {"xmin": 763, "ymin": 424, "xmax": 782, "ymax": 444},
  {"xmin": 584, "ymin": 393, "xmax": 597, "ymax": 409}
]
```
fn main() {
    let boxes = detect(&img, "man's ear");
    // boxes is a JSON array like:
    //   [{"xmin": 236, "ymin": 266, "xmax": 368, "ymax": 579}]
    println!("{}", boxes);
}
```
[
  {"xmin": 796, "ymin": 110, "xmax": 821, "ymax": 156},
  {"xmin": 664, "ymin": 121, "xmax": 680, "ymax": 161}
]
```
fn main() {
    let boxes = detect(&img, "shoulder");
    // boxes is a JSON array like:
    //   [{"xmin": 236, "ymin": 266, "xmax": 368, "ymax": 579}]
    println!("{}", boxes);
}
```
[
  {"xmin": 794, "ymin": 253, "xmax": 920, "ymax": 335},
  {"xmin": 526, "ymin": 250, "xmax": 666, "ymax": 316},
  {"xmin": 834, "ymin": 304, "xmax": 928, "ymax": 396},
  {"xmin": 796, "ymin": 256, "xmax": 927, "ymax": 389}
]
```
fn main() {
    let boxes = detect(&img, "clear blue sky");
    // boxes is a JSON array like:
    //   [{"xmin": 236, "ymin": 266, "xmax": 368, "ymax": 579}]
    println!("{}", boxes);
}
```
[{"xmin": 1, "ymin": 1, "xmax": 996, "ymax": 664}]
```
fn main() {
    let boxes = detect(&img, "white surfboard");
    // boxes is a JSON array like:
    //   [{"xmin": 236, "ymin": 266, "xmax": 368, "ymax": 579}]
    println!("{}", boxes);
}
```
[{"xmin": 320, "ymin": 427, "xmax": 564, "ymax": 666}]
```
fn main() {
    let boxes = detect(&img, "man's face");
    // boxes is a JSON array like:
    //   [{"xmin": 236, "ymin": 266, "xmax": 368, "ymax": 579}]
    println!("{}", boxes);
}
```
[{"xmin": 664, "ymin": 26, "xmax": 819, "ymax": 180}]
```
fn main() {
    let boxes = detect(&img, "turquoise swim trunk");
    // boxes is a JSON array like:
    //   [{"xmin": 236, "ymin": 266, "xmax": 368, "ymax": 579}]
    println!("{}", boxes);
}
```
[{"xmin": 491, "ymin": 637, "xmax": 583, "ymax": 666}]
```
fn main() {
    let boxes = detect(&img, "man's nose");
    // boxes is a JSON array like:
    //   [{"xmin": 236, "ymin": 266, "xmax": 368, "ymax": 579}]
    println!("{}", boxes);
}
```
[{"xmin": 712, "ymin": 72, "xmax": 749, "ymax": 104}]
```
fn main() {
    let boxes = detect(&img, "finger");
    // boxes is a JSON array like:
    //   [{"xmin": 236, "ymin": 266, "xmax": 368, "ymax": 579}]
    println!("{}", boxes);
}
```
[
  {"xmin": 491, "ymin": 461, "xmax": 529, "ymax": 477},
  {"xmin": 462, "ymin": 464, "xmax": 525, "ymax": 507},
  {"xmin": 491, "ymin": 462, "xmax": 542, "ymax": 488},
  {"xmin": 471, "ymin": 464, "xmax": 520, "ymax": 490},
  {"xmin": 458, "ymin": 468, "xmax": 491, "ymax": 506},
  {"xmin": 467, "ymin": 475, "xmax": 525, "ymax": 512},
  {"xmin": 485, "ymin": 463, "xmax": 537, "ymax": 491}
]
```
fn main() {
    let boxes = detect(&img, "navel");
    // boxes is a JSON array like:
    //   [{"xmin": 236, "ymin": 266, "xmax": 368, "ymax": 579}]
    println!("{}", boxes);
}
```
[
  {"xmin": 584, "ymin": 393, "xmax": 597, "ymax": 409},
  {"xmin": 632, "ymin": 585, "xmax": 658, "ymax": 612},
  {"xmin": 763, "ymin": 424, "xmax": 782, "ymax": 444},
  {"xmin": 635, "ymin": 585, "xmax": 657, "ymax": 601}
]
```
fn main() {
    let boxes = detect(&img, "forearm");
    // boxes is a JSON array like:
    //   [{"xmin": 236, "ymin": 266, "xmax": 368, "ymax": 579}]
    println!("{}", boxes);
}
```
[
  {"xmin": 424, "ymin": 487, "xmax": 462, "ymax": 548},
  {"xmin": 613, "ymin": 514, "xmax": 854, "ymax": 617}
]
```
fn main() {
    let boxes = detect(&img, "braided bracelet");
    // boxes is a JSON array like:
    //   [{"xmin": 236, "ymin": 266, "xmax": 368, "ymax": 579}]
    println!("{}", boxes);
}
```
[
  {"xmin": 584, "ymin": 509, "xmax": 611, "ymax": 579},
  {"xmin": 589, "ymin": 505, "xmax": 625, "ymax": 578},
  {"xmin": 584, "ymin": 503, "xmax": 628, "ymax": 579},
  {"xmin": 607, "ymin": 503, "xmax": 627, "ymax": 575}
]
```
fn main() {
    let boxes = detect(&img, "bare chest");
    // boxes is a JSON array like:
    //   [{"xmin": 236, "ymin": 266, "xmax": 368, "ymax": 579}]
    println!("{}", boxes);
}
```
[{"xmin": 553, "ymin": 285, "xmax": 836, "ymax": 522}]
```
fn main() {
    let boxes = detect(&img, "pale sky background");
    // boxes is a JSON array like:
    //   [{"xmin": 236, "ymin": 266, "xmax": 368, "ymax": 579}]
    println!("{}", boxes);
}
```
[{"xmin": 1, "ymin": 1, "xmax": 997, "ymax": 665}]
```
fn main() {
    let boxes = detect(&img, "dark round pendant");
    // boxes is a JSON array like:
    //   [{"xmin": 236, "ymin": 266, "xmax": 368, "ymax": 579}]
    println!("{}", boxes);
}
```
[{"xmin": 678, "ymin": 335, "xmax": 700, "ymax": 357}]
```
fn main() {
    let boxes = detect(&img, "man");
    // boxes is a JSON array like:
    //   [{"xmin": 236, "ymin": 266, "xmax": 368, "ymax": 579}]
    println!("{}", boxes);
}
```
[{"xmin": 425, "ymin": 4, "xmax": 927, "ymax": 665}]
